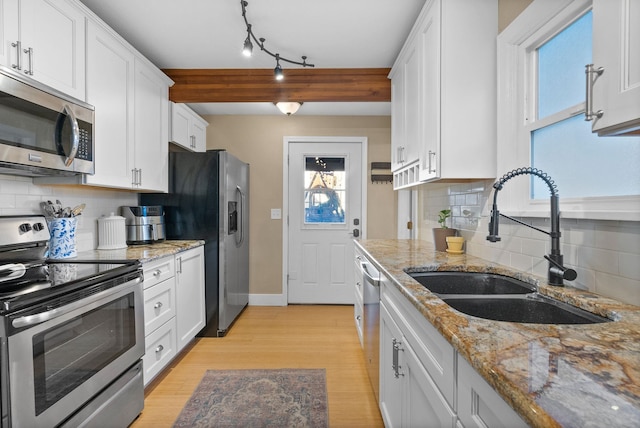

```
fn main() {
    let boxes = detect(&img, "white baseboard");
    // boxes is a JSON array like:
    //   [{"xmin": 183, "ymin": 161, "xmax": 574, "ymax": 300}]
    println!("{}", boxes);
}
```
[{"xmin": 248, "ymin": 293, "xmax": 287, "ymax": 306}]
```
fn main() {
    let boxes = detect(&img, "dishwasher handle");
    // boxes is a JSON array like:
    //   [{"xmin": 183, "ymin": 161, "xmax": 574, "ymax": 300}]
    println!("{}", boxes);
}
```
[{"xmin": 360, "ymin": 261, "xmax": 380, "ymax": 285}]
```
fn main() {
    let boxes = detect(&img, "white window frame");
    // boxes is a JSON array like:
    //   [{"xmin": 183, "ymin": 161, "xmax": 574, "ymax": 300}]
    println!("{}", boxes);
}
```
[{"xmin": 496, "ymin": 0, "xmax": 639, "ymax": 221}]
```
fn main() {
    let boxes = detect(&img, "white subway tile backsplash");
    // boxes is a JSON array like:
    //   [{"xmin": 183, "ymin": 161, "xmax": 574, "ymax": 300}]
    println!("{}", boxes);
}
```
[
  {"xmin": 417, "ymin": 179, "xmax": 640, "ymax": 306},
  {"xmin": 578, "ymin": 247, "xmax": 620, "ymax": 276},
  {"xmin": 594, "ymin": 272, "xmax": 640, "ymax": 307},
  {"xmin": 0, "ymin": 174, "xmax": 137, "ymax": 252},
  {"xmin": 619, "ymin": 252, "xmax": 640, "ymax": 280}
]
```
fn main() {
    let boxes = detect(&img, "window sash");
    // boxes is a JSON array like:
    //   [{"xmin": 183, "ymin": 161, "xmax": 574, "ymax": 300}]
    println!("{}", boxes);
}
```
[{"xmin": 496, "ymin": 0, "xmax": 640, "ymax": 221}]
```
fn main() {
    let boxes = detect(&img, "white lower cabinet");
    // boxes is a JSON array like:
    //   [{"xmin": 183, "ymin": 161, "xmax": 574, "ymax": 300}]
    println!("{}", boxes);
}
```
[
  {"xmin": 175, "ymin": 246, "xmax": 206, "ymax": 352},
  {"xmin": 380, "ymin": 283, "xmax": 456, "ymax": 428},
  {"xmin": 379, "ymin": 275, "xmax": 527, "ymax": 427},
  {"xmin": 142, "ymin": 316, "xmax": 177, "ymax": 386},
  {"xmin": 457, "ymin": 355, "xmax": 527, "ymax": 428},
  {"xmin": 141, "ymin": 247, "xmax": 205, "ymax": 386},
  {"xmin": 142, "ymin": 256, "xmax": 177, "ymax": 386}
]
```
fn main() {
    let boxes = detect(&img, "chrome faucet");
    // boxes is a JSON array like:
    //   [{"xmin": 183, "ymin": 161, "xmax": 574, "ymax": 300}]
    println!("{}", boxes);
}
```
[{"xmin": 486, "ymin": 167, "xmax": 577, "ymax": 286}]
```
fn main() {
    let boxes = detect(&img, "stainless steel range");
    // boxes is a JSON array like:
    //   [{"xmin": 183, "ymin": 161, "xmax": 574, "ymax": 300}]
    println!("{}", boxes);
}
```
[{"xmin": 0, "ymin": 215, "xmax": 144, "ymax": 428}]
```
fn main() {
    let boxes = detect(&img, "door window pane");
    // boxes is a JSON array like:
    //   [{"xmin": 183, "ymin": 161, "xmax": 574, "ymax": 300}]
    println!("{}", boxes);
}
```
[
  {"xmin": 537, "ymin": 11, "xmax": 592, "ymax": 118},
  {"xmin": 304, "ymin": 157, "xmax": 346, "ymax": 224}
]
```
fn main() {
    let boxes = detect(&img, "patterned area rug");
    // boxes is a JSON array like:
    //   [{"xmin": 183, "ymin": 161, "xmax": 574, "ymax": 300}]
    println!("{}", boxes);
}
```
[{"xmin": 173, "ymin": 368, "xmax": 329, "ymax": 427}]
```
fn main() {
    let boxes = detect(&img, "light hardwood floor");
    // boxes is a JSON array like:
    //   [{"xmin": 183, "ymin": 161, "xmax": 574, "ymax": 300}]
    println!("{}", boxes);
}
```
[{"xmin": 131, "ymin": 305, "xmax": 384, "ymax": 427}]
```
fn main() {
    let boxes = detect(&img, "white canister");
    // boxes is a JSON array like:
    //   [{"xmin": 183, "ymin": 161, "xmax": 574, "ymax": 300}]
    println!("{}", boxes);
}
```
[{"xmin": 97, "ymin": 213, "xmax": 127, "ymax": 250}]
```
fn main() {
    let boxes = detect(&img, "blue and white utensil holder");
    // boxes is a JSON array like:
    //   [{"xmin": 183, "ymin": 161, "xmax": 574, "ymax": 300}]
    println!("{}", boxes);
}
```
[{"xmin": 48, "ymin": 217, "xmax": 77, "ymax": 259}]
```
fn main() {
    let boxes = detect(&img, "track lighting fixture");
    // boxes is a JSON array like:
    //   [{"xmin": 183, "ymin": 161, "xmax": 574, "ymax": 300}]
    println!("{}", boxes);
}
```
[{"xmin": 240, "ymin": 0, "xmax": 314, "ymax": 81}]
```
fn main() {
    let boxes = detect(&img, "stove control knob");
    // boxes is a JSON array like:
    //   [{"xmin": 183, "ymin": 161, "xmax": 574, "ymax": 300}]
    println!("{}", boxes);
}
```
[
  {"xmin": 19, "ymin": 223, "xmax": 32, "ymax": 233},
  {"xmin": 33, "ymin": 222, "xmax": 45, "ymax": 232}
]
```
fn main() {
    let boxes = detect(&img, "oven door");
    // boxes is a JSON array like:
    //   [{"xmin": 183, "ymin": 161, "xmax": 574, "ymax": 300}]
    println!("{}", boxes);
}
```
[{"xmin": 6, "ymin": 276, "xmax": 143, "ymax": 428}]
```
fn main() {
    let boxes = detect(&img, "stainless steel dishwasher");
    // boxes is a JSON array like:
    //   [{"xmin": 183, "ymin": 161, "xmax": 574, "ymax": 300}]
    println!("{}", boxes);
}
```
[{"xmin": 358, "ymin": 256, "xmax": 381, "ymax": 401}]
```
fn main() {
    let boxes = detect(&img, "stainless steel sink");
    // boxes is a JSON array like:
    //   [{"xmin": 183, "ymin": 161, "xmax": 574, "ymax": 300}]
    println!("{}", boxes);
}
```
[
  {"xmin": 408, "ymin": 272, "xmax": 535, "ymax": 295},
  {"xmin": 442, "ymin": 294, "xmax": 610, "ymax": 324},
  {"xmin": 407, "ymin": 271, "xmax": 610, "ymax": 324}
]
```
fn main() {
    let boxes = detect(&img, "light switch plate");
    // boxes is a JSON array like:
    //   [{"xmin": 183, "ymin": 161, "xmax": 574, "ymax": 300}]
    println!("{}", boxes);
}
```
[{"xmin": 271, "ymin": 208, "xmax": 282, "ymax": 220}]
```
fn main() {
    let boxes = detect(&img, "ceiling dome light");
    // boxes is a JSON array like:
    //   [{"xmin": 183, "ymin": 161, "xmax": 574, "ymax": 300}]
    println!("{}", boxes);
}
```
[{"xmin": 275, "ymin": 102, "xmax": 303, "ymax": 115}]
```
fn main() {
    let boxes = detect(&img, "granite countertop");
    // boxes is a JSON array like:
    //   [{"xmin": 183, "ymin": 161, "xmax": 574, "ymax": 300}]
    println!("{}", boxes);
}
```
[
  {"xmin": 77, "ymin": 240, "xmax": 204, "ymax": 263},
  {"xmin": 356, "ymin": 239, "xmax": 640, "ymax": 428}
]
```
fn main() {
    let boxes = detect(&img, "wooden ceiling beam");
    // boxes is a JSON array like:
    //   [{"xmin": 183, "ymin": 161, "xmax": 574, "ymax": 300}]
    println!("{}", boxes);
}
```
[{"xmin": 162, "ymin": 68, "xmax": 391, "ymax": 103}]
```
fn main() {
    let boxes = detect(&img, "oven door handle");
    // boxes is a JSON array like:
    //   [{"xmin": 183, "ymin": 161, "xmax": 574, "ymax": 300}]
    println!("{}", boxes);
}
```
[
  {"xmin": 11, "ymin": 276, "xmax": 142, "ymax": 329},
  {"xmin": 0, "ymin": 263, "xmax": 26, "ymax": 282}
]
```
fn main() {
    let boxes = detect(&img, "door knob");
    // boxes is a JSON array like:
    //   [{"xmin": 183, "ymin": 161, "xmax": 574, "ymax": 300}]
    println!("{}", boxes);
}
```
[{"xmin": 352, "ymin": 229, "xmax": 360, "ymax": 238}]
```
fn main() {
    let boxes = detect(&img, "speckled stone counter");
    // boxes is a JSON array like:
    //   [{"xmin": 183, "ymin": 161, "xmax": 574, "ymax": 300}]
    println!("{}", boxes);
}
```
[
  {"xmin": 77, "ymin": 240, "xmax": 204, "ymax": 263},
  {"xmin": 356, "ymin": 239, "xmax": 640, "ymax": 428}
]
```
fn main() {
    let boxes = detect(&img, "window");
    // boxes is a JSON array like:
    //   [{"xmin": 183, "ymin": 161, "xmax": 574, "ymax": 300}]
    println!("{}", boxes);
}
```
[
  {"xmin": 303, "ymin": 157, "xmax": 346, "ymax": 224},
  {"xmin": 497, "ymin": 0, "xmax": 640, "ymax": 219}
]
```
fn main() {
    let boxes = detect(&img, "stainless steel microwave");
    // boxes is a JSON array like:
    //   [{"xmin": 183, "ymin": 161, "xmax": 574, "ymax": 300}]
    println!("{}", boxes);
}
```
[{"xmin": 0, "ymin": 66, "xmax": 94, "ymax": 177}]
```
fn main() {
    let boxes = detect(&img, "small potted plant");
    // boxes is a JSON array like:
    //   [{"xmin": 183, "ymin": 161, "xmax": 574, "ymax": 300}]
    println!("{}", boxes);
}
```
[{"xmin": 432, "ymin": 209, "xmax": 457, "ymax": 251}]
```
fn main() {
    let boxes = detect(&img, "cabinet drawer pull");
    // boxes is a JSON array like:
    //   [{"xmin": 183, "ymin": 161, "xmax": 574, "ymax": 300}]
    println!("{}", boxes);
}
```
[
  {"xmin": 585, "ymin": 64, "xmax": 604, "ymax": 121},
  {"xmin": 428, "ymin": 150, "xmax": 436, "ymax": 174},
  {"xmin": 11, "ymin": 41, "xmax": 21, "ymax": 70},
  {"xmin": 23, "ymin": 47, "xmax": 34, "ymax": 76},
  {"xmin": 392, "ymin": 338, "xmax": 404, "ymax": 378},
  {"xmin": 154, "ymin": 302, "xmax": 163, "ymax": 309},
  {"xmin": 153, "ymin": 269, "xmax": 162, "ymax": 277},
  {"xmin": 155, "ymin": 344, "xmax": 164, "ymax": 353}
]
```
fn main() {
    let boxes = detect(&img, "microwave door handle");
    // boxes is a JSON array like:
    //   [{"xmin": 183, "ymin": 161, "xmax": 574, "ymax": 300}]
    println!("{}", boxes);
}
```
[{"xmin": 60, "ymin": 104, "xmax": 80, "ymax": 167}]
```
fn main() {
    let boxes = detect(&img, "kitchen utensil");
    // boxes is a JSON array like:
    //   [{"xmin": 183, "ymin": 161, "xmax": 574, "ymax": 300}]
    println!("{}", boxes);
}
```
[{"xmin": 71, "ymin": 204, "xmax": 86, "ymax": 217}]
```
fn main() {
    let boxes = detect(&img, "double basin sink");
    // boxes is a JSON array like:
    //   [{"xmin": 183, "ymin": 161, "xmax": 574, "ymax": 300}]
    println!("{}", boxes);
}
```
[{"xmin": 408, "ymin": 271, "xmax": 610, "ymax": 324}]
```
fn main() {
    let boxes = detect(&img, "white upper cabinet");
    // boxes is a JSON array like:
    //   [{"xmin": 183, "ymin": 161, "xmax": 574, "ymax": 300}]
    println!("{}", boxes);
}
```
[
  {"xmin": 390, "ymin": 43, "xmax": 421, "ymax": 173},
  {"xmin": 83, "ymin": 19, "xmax": 136, "ymax": 189},
  {"xmin": 134, "ymin": 57, "xmax": 169, "ymax": 192},
  {"xmin": 390, "ymin": 0, "xmax": 498, "ymax": 189},
  {"xmin": 1, "ymin": 0, "xmax": 85, "ymax": 100},
  {"xmin": 37, "ymin": 9, "xmax": 172, "ymax": 192},
  {"xmin": 170, "ymin": 102, "xmax": 209, "ymax": 152},
  {"xmin": 591, "ymin": 0, "xmax": 640, "ymax": 135}
]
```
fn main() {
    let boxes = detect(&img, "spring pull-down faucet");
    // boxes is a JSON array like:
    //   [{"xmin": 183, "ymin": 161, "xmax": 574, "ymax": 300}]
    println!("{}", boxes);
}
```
[{"xmin": 487, "ymin": 167, "xmax": 577, "ymax": 286}]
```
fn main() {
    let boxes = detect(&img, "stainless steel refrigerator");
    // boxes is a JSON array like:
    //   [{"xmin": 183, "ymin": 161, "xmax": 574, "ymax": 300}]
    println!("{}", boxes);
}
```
[{"xmin": 140, "ymin": 150, "xmax": 249, "ymax": 337}]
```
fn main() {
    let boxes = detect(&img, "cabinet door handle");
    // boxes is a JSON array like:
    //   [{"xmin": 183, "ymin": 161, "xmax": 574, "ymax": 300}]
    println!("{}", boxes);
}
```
[
  {"xmin": 176, "ymin": 257, "xmax": 182, "ymax": 274},
  {"xmin": 585, "ymin": 64, "xmax": 604, "ymax": 121},
  {"xmin": 23, "ymin": 47, "xmax": 34, "ymax": 75},
  {"xmin": 153, "ymin": 302, "xmax": 163, "ymax": 309},
  {"xmin": 11, "ymin": 41, "xmax": 21, "ymax": 70},
  {"xmin": 392, "ymin": 338, "xmax": 404, "ymax": 378},
  {"xmin": 428, "ymin": 150, "xmax": 436, "ymax": 174},
  {"xmin": 155, "ymin": 344, "xmax": 164, "ymax": 353}
]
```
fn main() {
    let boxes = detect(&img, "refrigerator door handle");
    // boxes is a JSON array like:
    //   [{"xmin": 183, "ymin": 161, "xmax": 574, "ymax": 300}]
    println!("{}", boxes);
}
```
[{"xmin": 236, "ymin": 185, "xmax": 245, "ymax": 247}]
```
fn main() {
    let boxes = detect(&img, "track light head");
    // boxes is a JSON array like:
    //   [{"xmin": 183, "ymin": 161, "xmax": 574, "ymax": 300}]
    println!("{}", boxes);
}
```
[
  {"xmin": 242, "ymin": 25, "xmax": 253, "ymax": 57},
  {"xmin": 274, "ymin": 55, "xmax": 284, "ymax": 81}
]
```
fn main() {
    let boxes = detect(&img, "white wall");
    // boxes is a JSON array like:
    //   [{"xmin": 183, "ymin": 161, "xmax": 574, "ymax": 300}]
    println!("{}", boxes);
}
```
[
  {"xmin": 417, "ymin": 180, "xmax": 640, "ymax": 306},
  {"xmin": 0, "ymin": 174, "xmax": 137, "ymax": 251}
]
